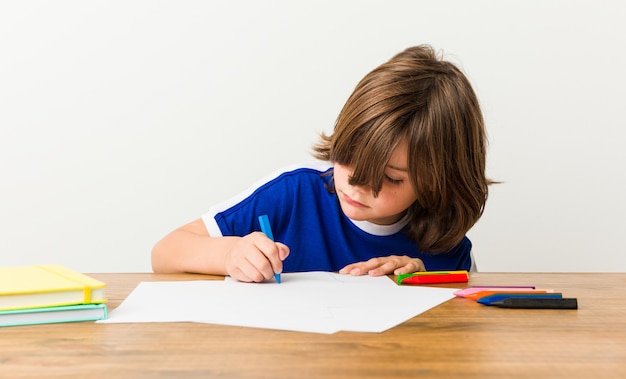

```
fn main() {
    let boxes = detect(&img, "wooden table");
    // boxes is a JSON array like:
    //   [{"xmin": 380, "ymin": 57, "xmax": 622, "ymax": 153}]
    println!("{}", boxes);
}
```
[{"xmin": 1, "ymin": 272, "xmax": 625, "ymax": 378}]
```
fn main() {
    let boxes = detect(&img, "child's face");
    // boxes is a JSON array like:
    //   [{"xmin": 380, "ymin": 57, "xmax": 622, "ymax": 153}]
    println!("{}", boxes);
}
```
[{"xmin": 333, "ymin": 140, "xmax": 417, "ymax": 225}]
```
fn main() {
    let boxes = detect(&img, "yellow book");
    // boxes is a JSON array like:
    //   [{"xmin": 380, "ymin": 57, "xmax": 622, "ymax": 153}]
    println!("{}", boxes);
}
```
[{"xmin": 0, "ymin": 264, "xmax": 106, "ymax": 311}]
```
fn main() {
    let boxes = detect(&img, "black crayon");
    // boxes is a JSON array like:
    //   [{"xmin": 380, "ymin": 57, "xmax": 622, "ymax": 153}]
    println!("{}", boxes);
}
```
[{"xmin": 490, "ymin": 298, "xmax": 578, "ymax": 309}]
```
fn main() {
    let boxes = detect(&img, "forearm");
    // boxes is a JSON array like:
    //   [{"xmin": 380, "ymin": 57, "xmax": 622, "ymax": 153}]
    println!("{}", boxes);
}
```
[{"xmin": 151, "ymin": 229, "xmax": 241, "ymax": 275}]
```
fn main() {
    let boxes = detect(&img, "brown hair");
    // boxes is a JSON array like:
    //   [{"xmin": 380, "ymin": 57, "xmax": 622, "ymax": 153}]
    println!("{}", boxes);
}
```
[{"xmin": 313, "ymin": 45, "xmax": 492, "ymax": 253}]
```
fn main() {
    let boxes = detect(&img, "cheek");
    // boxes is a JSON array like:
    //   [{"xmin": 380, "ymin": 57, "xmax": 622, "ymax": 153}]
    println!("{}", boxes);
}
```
[
  {"xmin": 333, "ymin": 166, "xmax": 349, "ymax": 186},
  {"xmin": 383, "ymin": 187, "xmax": 417, "ymax": 209},
  {"xmin": 334, "ymin": 169, "xmax": 345, "ymax": 183}
]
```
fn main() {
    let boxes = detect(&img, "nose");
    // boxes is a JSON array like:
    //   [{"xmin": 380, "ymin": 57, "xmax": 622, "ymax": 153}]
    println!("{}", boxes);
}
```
[{"xmin": 348, "ymin": 180, "xmax": 371, "ymax": 194}]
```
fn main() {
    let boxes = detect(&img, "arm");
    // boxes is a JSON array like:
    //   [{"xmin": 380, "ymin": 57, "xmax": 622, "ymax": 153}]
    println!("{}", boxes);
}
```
[{"xmin": 151, "ymin": 218, "xmax": 289, "ymax": 282}]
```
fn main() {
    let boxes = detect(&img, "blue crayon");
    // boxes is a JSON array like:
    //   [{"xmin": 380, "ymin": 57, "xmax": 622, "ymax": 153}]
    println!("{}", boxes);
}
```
[
  {"xmin": 477, "ymin": 293, "xmax": 563, "ymax": 306},
  {"xmin": 258, "ymin": 215, "xmax": 281, "ymax": 284}
]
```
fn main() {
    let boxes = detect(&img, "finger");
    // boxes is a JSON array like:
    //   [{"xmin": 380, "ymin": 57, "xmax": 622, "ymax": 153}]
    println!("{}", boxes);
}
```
[
  {"xmin": 235, "ymin": 233, "xmax": 279, "ymax": 280},
  {"xmin": 229, "ymin": 261, "xmax": 263, "ymax": 283},
  {"xmin": 340, "ymin": 258, "xmax": 384, "ymax": 276},
  {"xmin": 367, "ymin": 259, "xmax": 399, "ymax": 276},
  {"xmin": 393, "ymin": 259, "xmax": 426, "ymax": 275},
  {"xmin": 225, "ymin": 237, "xmax": 270, "ymax": 282},
  {"xmin": 339, "ymin": 262, "xmax": 369, "ymax": 275},
  {"xmin": 242, "ymin": 250, "xmax": 277, "ymax": 281},
  {"xmin": 239, "ymin": 255, "xmax": 273, "ymax": 282},
  {"xmin": 276, "ymin": 242, "xmax": 290, "ymax": 261},
  {"xmin": 338, "ymin": 263, "xmax": 357, "ymax": 275},
  {"xmin": 254, "ymin": 238, "xmax": 285, "ymax": 277}
]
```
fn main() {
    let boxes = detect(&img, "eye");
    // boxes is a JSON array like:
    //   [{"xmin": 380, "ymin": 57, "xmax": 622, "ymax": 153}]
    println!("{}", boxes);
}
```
[{"xmin": 384, "ymin": 174, "xmax": 403, "ymax": 185}]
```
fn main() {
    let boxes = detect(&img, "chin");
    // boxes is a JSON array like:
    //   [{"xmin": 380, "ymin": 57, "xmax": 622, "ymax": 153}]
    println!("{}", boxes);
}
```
[{"xmin": 339, "ymin": 206, "xmax": 369, "ymax": 221}]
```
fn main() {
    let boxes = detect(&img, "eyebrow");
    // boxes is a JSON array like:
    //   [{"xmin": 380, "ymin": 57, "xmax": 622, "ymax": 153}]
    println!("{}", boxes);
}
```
[{"xmin": 386, "ymin": 164, "xmax": 408, "ymax": 172}]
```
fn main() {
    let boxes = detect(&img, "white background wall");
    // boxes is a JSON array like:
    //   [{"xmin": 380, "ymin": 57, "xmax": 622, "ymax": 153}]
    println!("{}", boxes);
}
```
[{"xmin": 1, "ymin": 1, "xmax": 624, "ymax": 273}]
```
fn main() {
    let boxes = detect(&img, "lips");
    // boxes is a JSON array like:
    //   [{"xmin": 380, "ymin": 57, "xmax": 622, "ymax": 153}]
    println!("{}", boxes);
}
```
[{"xmin": 342, "ymin": 192, "xmax": 367, "ymax": 208}]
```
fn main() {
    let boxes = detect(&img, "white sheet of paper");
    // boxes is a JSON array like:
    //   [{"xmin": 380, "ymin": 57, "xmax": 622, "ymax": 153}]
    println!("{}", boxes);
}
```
[{"xmin": 98, "ymin": 272, "xmax": 456, "ymax": 334}]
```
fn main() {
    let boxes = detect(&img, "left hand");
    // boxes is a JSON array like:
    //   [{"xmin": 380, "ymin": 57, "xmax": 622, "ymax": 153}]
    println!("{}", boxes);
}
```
[{"xmin": 338, "ymin": 255, "xmax": 425, "ymax": 277}]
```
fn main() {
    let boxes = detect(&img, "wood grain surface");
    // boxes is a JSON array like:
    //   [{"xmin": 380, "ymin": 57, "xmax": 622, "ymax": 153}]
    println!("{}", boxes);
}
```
[{"xmin": 1, "ymin": 272, "xmax": 625, "ymax": 378}]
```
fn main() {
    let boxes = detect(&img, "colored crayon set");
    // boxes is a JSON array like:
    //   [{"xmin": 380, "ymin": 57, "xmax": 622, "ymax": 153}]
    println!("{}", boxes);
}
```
[
  {"xmin": 454, "ymin": 286, "xmax": 578, "ymax": 309},
  {"xmin": 398, "ymin": 272, "xmax": 578, "ymax": 309}
]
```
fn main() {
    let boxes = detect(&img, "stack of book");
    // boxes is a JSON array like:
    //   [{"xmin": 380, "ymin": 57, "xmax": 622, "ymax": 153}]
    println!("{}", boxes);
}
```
[{"xmin": 0, "ymin": 264, "xmax": 107, "ymax": 327}]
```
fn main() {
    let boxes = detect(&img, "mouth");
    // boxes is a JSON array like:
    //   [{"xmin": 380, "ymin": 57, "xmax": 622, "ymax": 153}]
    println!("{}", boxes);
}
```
[{"xmin": 342, "ymin": 192, "xmax": 367, "ymax": 208}]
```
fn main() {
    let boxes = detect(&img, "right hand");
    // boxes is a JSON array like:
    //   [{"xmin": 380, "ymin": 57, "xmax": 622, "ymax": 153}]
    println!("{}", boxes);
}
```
[{"xmin": 224, "ymin": 232, "xmax": 289, "ymax": 282}]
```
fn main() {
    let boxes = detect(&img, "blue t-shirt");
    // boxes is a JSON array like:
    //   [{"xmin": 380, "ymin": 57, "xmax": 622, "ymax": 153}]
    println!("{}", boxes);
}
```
[{"xmin": 202, "ymin": 162, "xmax": 473, "ymax": 272}]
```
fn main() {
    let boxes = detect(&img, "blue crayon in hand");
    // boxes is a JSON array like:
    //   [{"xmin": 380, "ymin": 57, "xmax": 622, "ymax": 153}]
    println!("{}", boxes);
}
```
[{"xmin": 258, "ymin": 215, "xmax": 281, "ymax": 284}]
